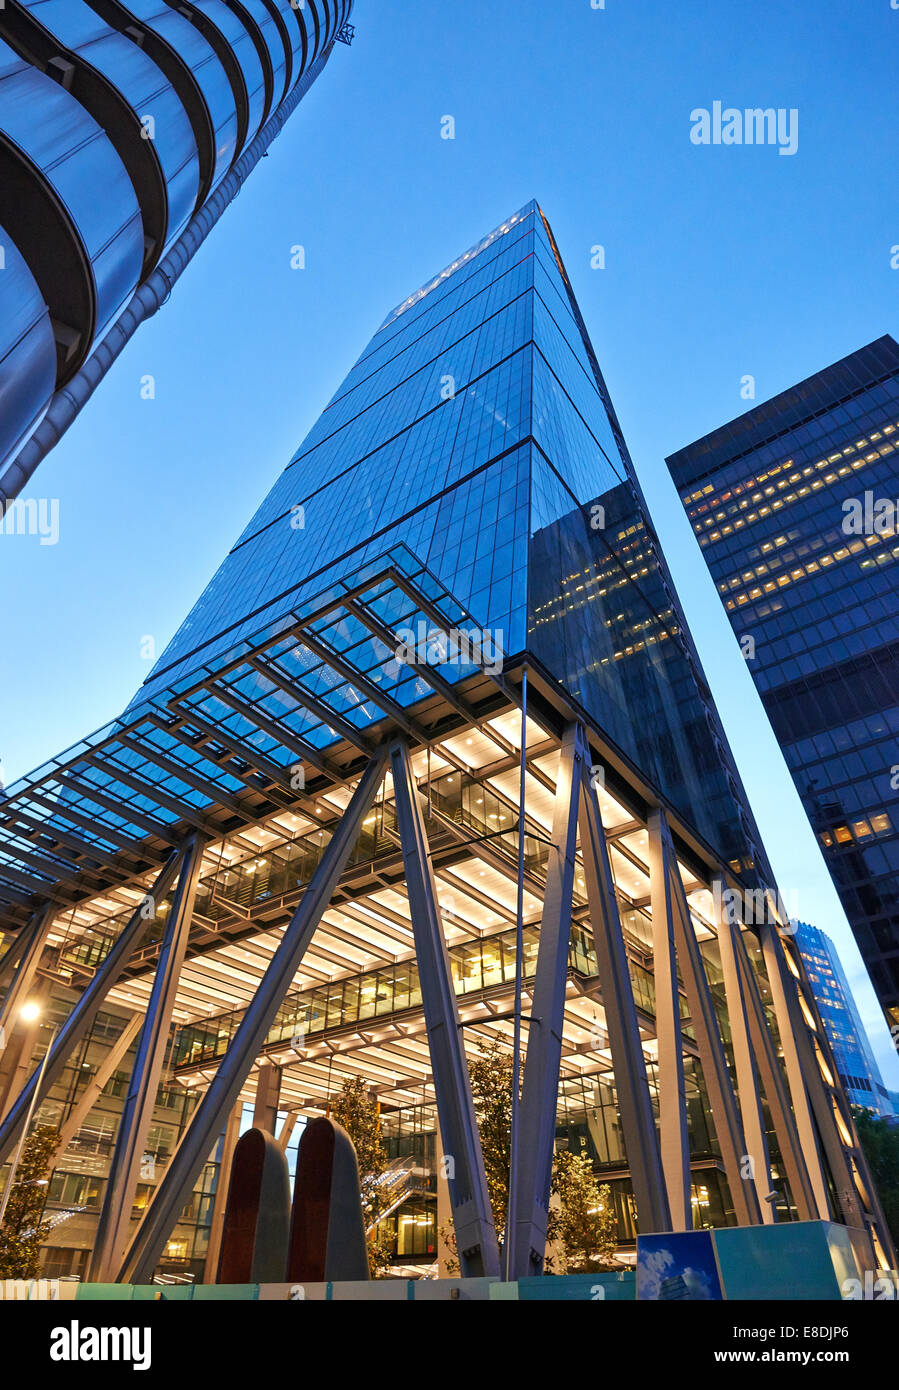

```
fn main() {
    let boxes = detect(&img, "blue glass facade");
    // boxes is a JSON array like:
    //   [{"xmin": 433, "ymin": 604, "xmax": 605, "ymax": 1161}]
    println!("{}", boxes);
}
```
[
  {"xmin": 130, "ymin": 201, "xmax": 768, "ymax": 877},
  {"xmin": 793, "ymin": 922, "xmax": 894, "ymax": 1117},
  {"xmin": 4, "ymin": 202, "xmax": 893, "ymax": 1283},
  {"xmin": 667, "ymin": 337, "xmax": 899, "ymax": 1029}
]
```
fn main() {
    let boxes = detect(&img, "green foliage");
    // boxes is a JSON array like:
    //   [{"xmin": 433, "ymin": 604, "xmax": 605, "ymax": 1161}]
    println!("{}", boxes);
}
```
[
  {"xmin": 439, "ymin": 1039, "xmax": 619, "ymax": 1274},
  {"xmin": 852, "ymin": 1107, "xmax": 899, "ymax": 1249},
  {"xmin": 330, "ymin": 1078, "xmax": 393, "ymax": 1276},
  {"xmin": 550, "ymin": 1150, "xmax": 617, "ymax": 1273},
  {"xmin": 466, "ymin": 1037, "xmax": 516, "ymax": 1245},
  {"xmin": 0, "ymin": 1125, "xmax": 58, "ymax": 1280}
]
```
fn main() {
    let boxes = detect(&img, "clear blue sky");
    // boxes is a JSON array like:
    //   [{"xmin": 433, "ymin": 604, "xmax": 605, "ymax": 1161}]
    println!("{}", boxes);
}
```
[{"xmin": 2, "ymin": 0, "xmax": 897, "ymax": 1080}]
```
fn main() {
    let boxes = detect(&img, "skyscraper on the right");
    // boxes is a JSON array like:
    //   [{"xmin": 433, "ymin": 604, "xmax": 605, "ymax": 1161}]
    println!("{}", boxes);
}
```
[
  {"xmin": 667, "ymin": 336, "xmax": 899, "ymax": 1032},
  {"xmin": 793, "ymin": 921, "xmax": 894, "ymax": 1118}
]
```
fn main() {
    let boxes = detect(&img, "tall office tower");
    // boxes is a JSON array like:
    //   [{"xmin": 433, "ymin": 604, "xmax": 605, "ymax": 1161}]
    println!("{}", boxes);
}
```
[
  {"xmin": 0, "ymin": 205, "xmax": 893, "ymax": 1284},
  {"xmin": 794, "ymin": 922, "xmax": 894, "ymax": 1118},
  {"xmin": 0, "ymin": 0, "xmax": 355, "ymax": 503},
  {"xmin": 667, "ymin": 337, "xmax": 899, "ymax": 1034}
]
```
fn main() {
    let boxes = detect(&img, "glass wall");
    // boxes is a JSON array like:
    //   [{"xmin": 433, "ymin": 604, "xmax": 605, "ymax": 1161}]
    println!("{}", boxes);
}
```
[{"xmin": 174, "ymin": 918, "xmax": 600, "ymax": 1068}]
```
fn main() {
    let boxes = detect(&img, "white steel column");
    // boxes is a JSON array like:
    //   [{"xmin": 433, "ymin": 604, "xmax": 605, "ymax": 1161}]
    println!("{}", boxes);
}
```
[{"xmin": 647, "ymin": 810, "xmax": 693, "ymax": 1232}]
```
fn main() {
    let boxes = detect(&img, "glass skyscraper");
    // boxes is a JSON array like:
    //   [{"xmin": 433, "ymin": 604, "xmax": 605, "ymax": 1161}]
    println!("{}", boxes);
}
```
[
  {"xmin": 130, "ymin": 200, "xmax": 767, "ymax": 881},
  {"xmin": 667, "ymin": 337, "xmax": 899, "ymax": 1033},
  {"xmin": 793, "ymin": 921, "xmax": 894, "ymax": 1118},
  {"xmin": 0, "ymin": 205, "xmax": 893, "ymax": 1284},
  {"xmin": 0, "ymin": 0, "xmax": 354, "ymax": 501}
]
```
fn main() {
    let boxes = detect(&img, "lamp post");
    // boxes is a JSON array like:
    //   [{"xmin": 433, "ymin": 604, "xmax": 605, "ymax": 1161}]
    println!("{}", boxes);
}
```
[{"xmin": 0, "ymin": 1004, "xmax": 58, "ymax": 1230}]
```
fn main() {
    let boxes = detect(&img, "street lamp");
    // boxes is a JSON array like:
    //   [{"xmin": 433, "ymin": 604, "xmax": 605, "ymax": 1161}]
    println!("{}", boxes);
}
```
[{"xmin": 0, "ymin": 1004, "xmax": 58, "ymax": 1231}]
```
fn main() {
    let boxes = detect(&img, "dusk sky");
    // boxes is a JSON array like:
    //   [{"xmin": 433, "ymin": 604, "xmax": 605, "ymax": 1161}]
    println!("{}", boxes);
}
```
[{"xmin": 1, "ymin": 0, "xmax": 896, "ymax": 1078}]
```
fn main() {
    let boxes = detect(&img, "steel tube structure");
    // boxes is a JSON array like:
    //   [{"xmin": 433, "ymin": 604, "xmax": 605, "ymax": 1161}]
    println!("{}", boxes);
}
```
[
  {"xmin": 728, "ymin": 913, "xmax": 819, "ymax": 1222},
  {"xmin": 659, "ymin": 816, "xmax": 763, "ymax": 1226},
  {"xmin": 118, "ymin": 748, "xmax": 388, "ymax": 1284},
  {"xmin": 578, "ymin": 744, "xmax": 671, "ymax": 1237},
  {"xmin": 389, "ymin": 738, "xmax": 500, "ymax": 1279},
  {"xmin": 0, "ymin": 850, "xmax": 182, "ymax": 1167},
  {"xmin": 53, "ymin": 1012, "xmax": 143, "ymax": 1157},
  {"xmin": 508, "ymin": 723, "xmax": 582, "ymax": 1277},
  {"xmin": 504, "ymin": 668, "xmax": 528, "ymax": 1277},
  {"xmin": 91, "ymin": 833, "xmax": 207, "ymax": 1281},
  {"xmin": 762, "ymin": 921, "xmax": 896, "ymax": 1264},
  {"xmin": 0, "ymin": 903, "xmax": 52, "ymax": 1045},
  {"xmin": 646, "ymin": 810, "xmax": 692, "ymax": 1231},
  {"xmin": 715, "ymin": 888, "xmax": 775, "ymax": 1222}
]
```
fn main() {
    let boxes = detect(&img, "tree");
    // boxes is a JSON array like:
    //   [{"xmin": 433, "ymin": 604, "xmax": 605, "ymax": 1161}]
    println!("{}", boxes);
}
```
[
  {"xmin": 550, "ymin": 1150, "xmax": 617, "ymax": 1273},
  {"xmin": 852, "ymin": 1107, "xmax": 899, "ymax": 1249},
  {"xmin": 466, "ymin": 1036, "xmax": 515, "ymax": 1246},
  {"xmin": 0, "ymin": 1125, "xmax": 58, "ymax": 1280},
  {"xmin": 330, "ymin": 1078, "xmax": 393, "ymax": 1276},
  {"xmin": 439, "ymin": 1038, "xmax": 618, "ymax": 1273}
]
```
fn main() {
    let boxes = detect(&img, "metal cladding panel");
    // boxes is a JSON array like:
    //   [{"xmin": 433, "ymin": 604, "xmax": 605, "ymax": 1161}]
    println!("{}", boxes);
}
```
[
  {"xmin": 0, "ymin": 226, "xmax": 55, "ymax": 463},
  {"xmin": 301, "ymin": 0, "xmax": 324, "ymax": 63},
  {"xmin": 182, "ymin": 0, "xmax": 267, "ymax": 149},
  {"xmin": 0, "ymin": 37, "xmax": 144, "ymax": 343},
  {"xmin": 267, "ymin": 0, "xmax": 302, "ymax": 89},
  {"xmin": 18, "ymin": 0, "xmax": 200, "ymax": 252},
  {"xmin": 234, "ymin": 0, "xmax": 289, "ymax": 114},
  {"xmin": 110, "ymin": 1, "xmax": 239, "ymax": 191}
]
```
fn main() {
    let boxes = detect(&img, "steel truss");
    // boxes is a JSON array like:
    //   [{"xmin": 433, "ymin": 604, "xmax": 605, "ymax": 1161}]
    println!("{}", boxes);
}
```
[{"xmin": 0, "ymin": 553, "xmax": 894, "ymax": 1278}]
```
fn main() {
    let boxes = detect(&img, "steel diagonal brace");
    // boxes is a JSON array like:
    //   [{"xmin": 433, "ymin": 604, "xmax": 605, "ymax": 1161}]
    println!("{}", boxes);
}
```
[
  {"xmin": 579, "ymin": 759, "xmax": 671, "ymax": 1237},
  {"xmin": 508, "ymin": 722, "xmax": 582, "ymax": 1277},
  {"xmin": 647, "ymin": 809, "xmax": 692, "ymax": 1230},
  {"xmin": 663, "ymin": 837, "xmax": 762, "ymax": 1226},
  {"xmin": 0, "ymin": 851, "xmax": 183, "ymax": 1167},
  {"xmin": 389, "ymin": 738, "xmax": 500, "ymax": 1278},
  {"xmin": 91, "ymin": 833, "xmax": 208, "ymax": 1281},
  {"xmin": 119, "ymin": 747, "xmax": 389, "ymax": 1284}
]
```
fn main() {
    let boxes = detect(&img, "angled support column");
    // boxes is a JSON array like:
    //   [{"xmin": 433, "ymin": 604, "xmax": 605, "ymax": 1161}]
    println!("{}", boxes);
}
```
[
  {"xmin": 91, "ymin": 833, "xmax": 207, "ymax": 1282},
  {"xmin": 118, "ymin": 748, "xmax": 389, "ymax": 1285},
  {"xmin": 758, "ymin": 923, "xmax": 831, "ymax": 1220},
  {"xmin": 0, "ymin": 976, "xmax": 51, "ymax": 1121},
  {"xmin": 0, "ymin": 933, "xmax": 24, "ymax": 988},
  {"xmin": 508, "ymin": 723, "xmax": 582, "ymax": 1278},
  {"xmin": 714, "ymin": 885, "xmax": 774, "ymax": 1223},
  {"xmin": 647, "ymin": 810, "xmax": 693, "ymax": 1232},
  {"xmin": 761, "ymin": 928, "xmax": 850, "ymax": 1223},
  {"xmin": 764, "ymin": 923, "xmax": 895, "ymax": 1264},
  {"xmin": 203, "ymin": 1099, "xmax": 244, "ymax": 1284},
  {"xmin": 54, "ymin": 1012, "xmax": 143, "ymax": 1157},
  {"xmin": 252, "ymin": 1062, "xmax": 282, "ymax": 1135},
  {"xmin": 582, "ymin": 762, "xmax": 671, "ymax": 1236},
  {"xmin": 0, "ymin": 851, "xmax": 182, "ymax": 1168},
  {"xmin": 0, "ymin": 903, "xmax": 53, "ymax": 1050},
  {"xmin": 390, "ymin": 738, "xmax": 500, "ymax": 1279},
  {"xmin": 729, "ymin": 917, "xmax": 819, "ymax": 1222},
  {"xmin": 277, "ymin": 1111, "xmax": 298, "ymax": 1154},
  {"xmin": 664, "ymin": 835, "xmax": 762, "ymax": 1225}
]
